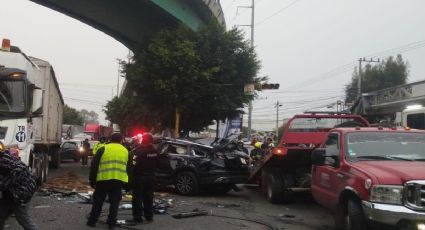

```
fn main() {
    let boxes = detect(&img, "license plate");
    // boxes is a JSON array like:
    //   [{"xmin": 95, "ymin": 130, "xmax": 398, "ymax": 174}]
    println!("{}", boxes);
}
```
[{"xmin": 240, "ymin": 158, "xmax": 247, "ymax": 164}]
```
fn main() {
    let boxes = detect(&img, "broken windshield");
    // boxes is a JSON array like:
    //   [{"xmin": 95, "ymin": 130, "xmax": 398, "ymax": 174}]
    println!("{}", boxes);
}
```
[{"xmin": 0, "ymin": 80, "xmax": 25, "ymax": 113}]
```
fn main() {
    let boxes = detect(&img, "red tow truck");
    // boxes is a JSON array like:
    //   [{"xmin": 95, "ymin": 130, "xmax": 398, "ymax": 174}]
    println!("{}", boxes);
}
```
[
  {"xmin": 250, "ymin": 112, "xmax": 425, "ymax": 229},
  {"xmin": 249, "ymin": 112, "xmax": 370, "ymax": 203},
  {"xmin": 311, "ymin": 127, "xmax": 425, "ymax": 230}
]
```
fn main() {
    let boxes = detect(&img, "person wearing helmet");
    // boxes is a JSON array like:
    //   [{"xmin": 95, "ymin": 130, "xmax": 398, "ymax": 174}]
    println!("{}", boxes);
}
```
[
  {"xmin": 130, "ymin": 133, "xmax": 159, "ymax": 224},
  {"xmin": 250, "ymin": 141, "xmax": 264, "ymax": 165}
]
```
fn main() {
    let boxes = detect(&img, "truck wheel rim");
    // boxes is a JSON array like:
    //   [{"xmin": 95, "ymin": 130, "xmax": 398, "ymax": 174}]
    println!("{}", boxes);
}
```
[{"xmin": 177, "ymin": 175, "xmax": 193, "ymax": 194}]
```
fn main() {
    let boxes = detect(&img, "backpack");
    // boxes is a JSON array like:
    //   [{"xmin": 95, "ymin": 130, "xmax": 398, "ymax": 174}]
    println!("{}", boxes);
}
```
[{"xmin": 0, "ymin": 151, "xmax": 37, "ymax": 205}]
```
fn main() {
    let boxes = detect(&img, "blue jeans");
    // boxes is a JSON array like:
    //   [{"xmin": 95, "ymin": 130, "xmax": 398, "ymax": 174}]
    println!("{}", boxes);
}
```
[{"xmin": 0, "ymin": 198, "xmax": 38, "ymax": 230}]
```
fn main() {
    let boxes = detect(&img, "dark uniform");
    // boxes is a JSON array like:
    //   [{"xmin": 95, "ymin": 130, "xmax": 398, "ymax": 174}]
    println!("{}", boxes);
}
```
[
  {"xmin": 82, "ymin": 139, "xmax": 91, "ymax": 166},
  {"xmin": 131, "ymin": 133, "xmax": 159, "ymax": 223},
  {"xmin": 87, "ymin": 133, "xmax": 132, "ymax": 229}
]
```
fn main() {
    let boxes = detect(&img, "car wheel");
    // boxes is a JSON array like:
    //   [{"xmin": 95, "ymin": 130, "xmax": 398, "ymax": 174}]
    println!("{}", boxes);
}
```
[
  {"xmin": 344, "ymin": 199, "xmax": 368, "ymax": 230},
  {"xmin": 174, "ymin": 171, "xmax": 199, "ymax": 195}
]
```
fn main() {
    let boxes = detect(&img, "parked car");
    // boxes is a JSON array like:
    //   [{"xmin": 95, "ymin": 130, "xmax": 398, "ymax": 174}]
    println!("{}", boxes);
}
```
[
  {"xmin": 59, "ymin": 140, "xmax": 82, "ymax": 162},
  {"xmin": 155, "ymin": 137, "xmax": 250, "ymax": 195}
]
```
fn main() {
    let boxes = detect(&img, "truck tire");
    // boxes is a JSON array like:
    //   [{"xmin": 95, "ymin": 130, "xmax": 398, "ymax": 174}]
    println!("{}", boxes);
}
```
[
  {"xmin": 50, "ymin": 148, "xmax": 61, "ymax": 168},
  {"xmin": 344, "ymin": 199, "xmax": 369, "ymax": 230},
  {"xmin": 267, "ymin": 172, "xmax": 284, "ymax": 203},
  {"xmin": 267, "ymin": 172, "xmax": 295, "ymax": 204},
  {"xmin": 34, "ymin": 153, "xmax": 44, "ymax": 186},
  {"xmin": 174, "ymin": 171, "xmax": 199, "ymax": 196},
  {"xmin": 43, "ymin": 153, "xmax": 49, "ymax": 183}
]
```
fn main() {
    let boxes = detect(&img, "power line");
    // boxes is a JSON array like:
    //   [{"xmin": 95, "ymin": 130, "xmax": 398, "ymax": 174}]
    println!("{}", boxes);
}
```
[
  {"xmin": 256, "ymin": 0, "xmax": 301, "ymax": 26},
  {"xmin": 365, "ymin": 39, "xmax": 425, "ymax": 59},
  {"xmin": 63, "ymin": 97, "xmax": 105, "ymax": 105},
  {"xmin": 60, "ymin": 82, "xmax": 114, "ymax": 88}
]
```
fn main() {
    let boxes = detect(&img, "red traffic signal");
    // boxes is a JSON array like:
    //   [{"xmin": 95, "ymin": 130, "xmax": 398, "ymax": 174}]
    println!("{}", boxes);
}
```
[{"xmin": 261, "ymin": 83, "xmax": 280, "ymax": 90}]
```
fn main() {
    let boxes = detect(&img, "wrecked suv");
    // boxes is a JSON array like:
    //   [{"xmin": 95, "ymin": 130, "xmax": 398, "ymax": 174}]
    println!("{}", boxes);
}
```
[{"xmin": 155, "ymin": 138, "xmax": 250, "ymax": 195}]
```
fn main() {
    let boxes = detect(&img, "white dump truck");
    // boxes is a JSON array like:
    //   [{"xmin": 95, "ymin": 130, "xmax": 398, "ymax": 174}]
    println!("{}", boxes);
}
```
[{"xmin": 0, "ymin": 38, "xmax": 63, "ymax": 184}]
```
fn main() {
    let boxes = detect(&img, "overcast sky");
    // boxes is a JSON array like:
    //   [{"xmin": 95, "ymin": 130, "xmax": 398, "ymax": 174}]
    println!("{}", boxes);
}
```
[{"xmin": 1, "ymin": 0, "xmax": 424, "ymax": 130}]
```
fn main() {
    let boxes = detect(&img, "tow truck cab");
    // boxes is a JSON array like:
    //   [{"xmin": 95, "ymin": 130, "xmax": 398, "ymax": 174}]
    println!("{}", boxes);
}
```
[{"xmin": 311, "ymin": 127, "xmax": 425, "ymax": 230}]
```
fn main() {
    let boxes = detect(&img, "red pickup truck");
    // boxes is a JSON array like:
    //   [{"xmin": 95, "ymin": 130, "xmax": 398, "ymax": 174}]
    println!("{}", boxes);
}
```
[{"xmin": 311, "ymin": 127, "xmax": 425, "ymax": 230}]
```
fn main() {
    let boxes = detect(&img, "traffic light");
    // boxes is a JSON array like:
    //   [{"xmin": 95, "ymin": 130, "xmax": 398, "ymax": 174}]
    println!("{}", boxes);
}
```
[{"xmin": 261, "ymin": 83, "xmax": 280, "ymax": 90}]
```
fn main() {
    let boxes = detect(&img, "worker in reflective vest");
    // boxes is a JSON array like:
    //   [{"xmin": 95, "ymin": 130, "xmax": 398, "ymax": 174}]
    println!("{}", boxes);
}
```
[
  {"xmin": 87, "ymin": 133, "xmax": 132, "ymax": 229},
  {"xmin": 92, "ymin": 136, "xmax": 106, "ymax": 155}
]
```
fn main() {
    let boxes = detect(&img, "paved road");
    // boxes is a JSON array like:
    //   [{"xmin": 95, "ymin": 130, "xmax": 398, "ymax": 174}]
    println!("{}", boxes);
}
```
[{"xmin": 5, "ymin": 160, "xmax": 334, "ymax": 230}]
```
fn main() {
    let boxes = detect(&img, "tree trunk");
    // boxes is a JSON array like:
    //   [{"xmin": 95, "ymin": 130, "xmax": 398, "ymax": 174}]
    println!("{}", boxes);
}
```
[{"xmin": 174, "ymin": 107, "xmax": 180, "ymax": 138}]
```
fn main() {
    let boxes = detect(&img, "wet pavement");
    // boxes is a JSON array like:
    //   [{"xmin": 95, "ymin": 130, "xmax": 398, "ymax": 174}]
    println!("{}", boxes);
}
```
[{"xmin": 4, "ymin": 160, "xmax": 334, "ymax": 230}]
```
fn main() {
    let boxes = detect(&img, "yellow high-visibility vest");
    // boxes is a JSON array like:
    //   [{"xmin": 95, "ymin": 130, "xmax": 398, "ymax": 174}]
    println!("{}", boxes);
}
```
[
  {"xmin": 93, "ymin": 142, "xmax": 105, "ymax": 155},
  {"xmin": 96, "ymin": 143, "xmax": 129, "ymax": 183}
]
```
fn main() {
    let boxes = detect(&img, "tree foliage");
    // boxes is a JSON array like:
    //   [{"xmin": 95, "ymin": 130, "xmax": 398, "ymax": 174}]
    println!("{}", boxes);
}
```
[
  {"xmin": 63, "ymin": 104, "xmax": 84, "ymax": 125},
  {"xmin": 80, "ymin": 109, "xmax": 99, "ymax": 124},
  {"xmin": 345, "ymin": 55, "xmax": 409, "ymax": 103},
  {"xmin": 105, "ymin": 22, "xmax": 262, "ymax": 135}
]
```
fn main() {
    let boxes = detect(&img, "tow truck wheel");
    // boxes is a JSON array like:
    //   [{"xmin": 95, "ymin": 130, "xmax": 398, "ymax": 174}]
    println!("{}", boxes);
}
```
[
  {"xmin": 267, "ymin": 173, "xmax": 284, "ymax": 204},
  {"xmin": 344, "ymin": 199, "xmax": 368, "ymax": 230},
  {"xmin": 267, "ymin": 172, "xmax": 295, "ymax": 204},
  {"xmin": 174, "ymin": 171, "xmax": 199, "ymax": 195}
]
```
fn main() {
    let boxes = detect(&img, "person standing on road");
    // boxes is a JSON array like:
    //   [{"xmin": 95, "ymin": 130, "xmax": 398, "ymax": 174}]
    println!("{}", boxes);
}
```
[
  {"xmin": 82, "ymin": 138, "xmax": 91, "ymax": 166},
  {"xmin": 131, "ymin": 133, "xmax": 159, "ymax": 224},
  {"xmin": 92, "ymin": 136, "xmax": 106, "ymax": 155},
  {"xmin": 0, "ymin": 148, "xmax": 38, "ymax": 230},
  {"xmin": 87, "ymin": 133, "xmax": 132, "ymax": 229}
]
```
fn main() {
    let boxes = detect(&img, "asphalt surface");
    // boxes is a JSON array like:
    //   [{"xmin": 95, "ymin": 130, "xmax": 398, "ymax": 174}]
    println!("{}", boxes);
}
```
[{"xmin": 4, "ymin": 160, "xmax": 334, "ymax": 230}]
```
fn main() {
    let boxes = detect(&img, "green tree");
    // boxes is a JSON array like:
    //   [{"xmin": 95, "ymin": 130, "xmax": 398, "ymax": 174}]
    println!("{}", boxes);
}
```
[
  {"xmin": 105, "ymin": 22, "xmax": 262, "ymax": 136},
  {"xmin": 345, "ymin": 55, "xmax": 409, "ymax": 103},
  {"xmin": 63, "ymin": 104, "xmax": 83, "ymax": 125},
  {"xmin": 80, "ymin": 109, "xmax": 99, "ymax": 124}
]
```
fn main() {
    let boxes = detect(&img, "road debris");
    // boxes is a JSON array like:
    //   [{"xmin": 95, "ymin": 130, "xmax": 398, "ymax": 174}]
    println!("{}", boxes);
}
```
[
  {"xmin": 41, "ymin": 171, "xmax": 91, "ymax": 192},
  {"xmin": 171, "ymin": 210, "xmax": 209, "ymax": 219}
]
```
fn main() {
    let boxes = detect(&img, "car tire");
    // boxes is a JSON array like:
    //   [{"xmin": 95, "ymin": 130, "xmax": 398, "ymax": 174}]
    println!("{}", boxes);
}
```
[
  {"xmin": 344, "ymin": 199, "xmax": 369, "ymax": 230},
  {"xmin": 174, "ymin": 171, "xmax": 199, "ymax": 195}
]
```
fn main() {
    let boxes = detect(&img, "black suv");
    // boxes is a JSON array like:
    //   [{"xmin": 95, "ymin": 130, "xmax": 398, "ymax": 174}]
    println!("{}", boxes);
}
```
[{"xmin": 155, "ymin": 138, "xmax": 249, "ymax": 195}]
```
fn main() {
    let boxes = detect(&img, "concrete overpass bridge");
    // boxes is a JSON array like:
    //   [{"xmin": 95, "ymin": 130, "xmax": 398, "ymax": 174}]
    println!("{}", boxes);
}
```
[{"xmin": 29, "ymin": 0, "xmax": 225, "ymax": 50}]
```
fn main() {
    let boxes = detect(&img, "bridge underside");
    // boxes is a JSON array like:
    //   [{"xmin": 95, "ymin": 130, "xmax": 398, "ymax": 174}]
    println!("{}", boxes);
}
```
[{"xmin": 30, "ymin": 0, "xmax": 222, "ymax": 50}]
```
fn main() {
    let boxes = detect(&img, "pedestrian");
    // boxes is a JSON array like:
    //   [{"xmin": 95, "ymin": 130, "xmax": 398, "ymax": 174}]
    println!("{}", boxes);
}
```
[
  {"xmin": 87, "ymin": 133, "xmax": 132, "ymax": 229},
  {"xmin": 266, "ymin": 137, "xmax": 275, "ymax": 149},
  {"xmin": 92, "ymin": 136, "xmax": 106, "ymax": 155},
  {"xmin": 0, "ymin": 148, "xmax": 38, "ymax": 230},
  {"xmin": 131, "ymin": 133, "xmax": 159, "ymax": 224},
  {"xmin": 82, "ymin": 138, "xmax": 91, "ymax": 166}
]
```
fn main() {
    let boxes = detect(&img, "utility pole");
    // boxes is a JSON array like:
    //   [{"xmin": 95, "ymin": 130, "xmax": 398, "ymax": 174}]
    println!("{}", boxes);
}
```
[
  {"xmin": 275, "ymin": 100, "xmax": 282, "ymax": 140},
  {"xmin": 237, "ymin": 0, "xmax": 255, "ymax": 139},
  {"xmin": 357, "ymin": 57, "xmax": 380, "ymax": 97},
  {"xmin": 116, "ymin": 58, "xmax": 122, "ymax": 96}
]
